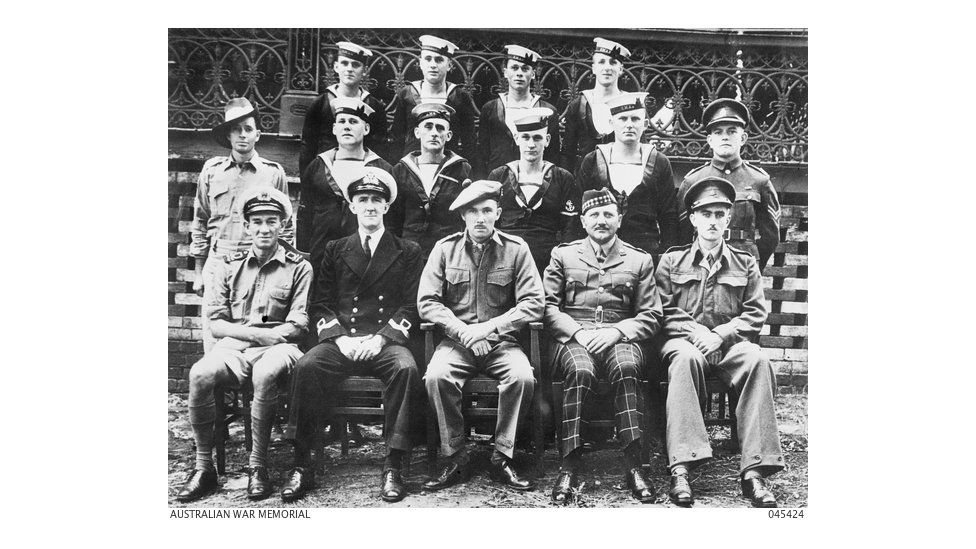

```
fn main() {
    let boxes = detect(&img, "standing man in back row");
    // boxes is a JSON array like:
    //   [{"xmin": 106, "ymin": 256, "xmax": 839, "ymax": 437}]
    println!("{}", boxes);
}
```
[
  {"xmin": 677, "ymin": 98, "xmax": 780, "ymax": 270},
  {"xmin": 191, "ymin": 97, "xmax": 293, "ymax": 352}
]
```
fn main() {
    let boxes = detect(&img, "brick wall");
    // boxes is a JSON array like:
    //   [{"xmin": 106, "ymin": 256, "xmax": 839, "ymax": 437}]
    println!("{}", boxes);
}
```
[{"xmin": 167, "ymin": 170, "xmax": 808, "ymax": 393}]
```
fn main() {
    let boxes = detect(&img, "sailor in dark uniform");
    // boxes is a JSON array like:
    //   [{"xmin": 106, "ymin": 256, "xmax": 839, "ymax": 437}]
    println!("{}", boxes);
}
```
[
  {"xmin": 676, "ymin": 98, "xmax": 781, "ymax": 269},
  {"xmin": 559, "ymin": 37, "xmax": 632, "ymax": 173},
  {"xmin": 575, "ymin": 92, "xmax": 678, "ymax": 261},
  {"xmin": 389, "ymin": 35, "xmax": 479, "ymax": 170},
  {"xmin": 477, "ymin": 44, "xmax": 560, "ymax": 178},
  {"xmin": 488, "ymin": 108, "xmax": 580, "ymax": 275},
  {"xmin": 299, "ymin": 97, "xmax": 394, "ymax": 272},
  {"xmin": 298, "ymin": 41, "xmax": 388, "ymax": 175},
  {"xmin": 389, "ymin": 103, "xmax": 473, "ymax": 258}
]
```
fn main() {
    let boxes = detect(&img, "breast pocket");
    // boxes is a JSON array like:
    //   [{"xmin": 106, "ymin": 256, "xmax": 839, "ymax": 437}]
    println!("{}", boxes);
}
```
[
  {"xmin": 668, "ymin": 270, "xmax": 700, "ymax": 312},
  {"xmin": 609, "ymin": 272, "xmax": 637, "ymax": 308},
  {"xmin": 229, "ymin": 288, "xmax": 250, "ymax": 320},
  {"xmin": 266, "ymin": 285, "xmax": 293, "ymax": 320},
  {"xmin": 715, "ymin": 274, "xmax": 748, "ymax": 314},
  {"xmin": 564, "ymin": 268, "xmax": 589, "ymax": 305},
  {"xmin": 445, "ymin": 268, "xmax": 471, "ymax": 305},
  {"xmin": 208, "ymin": 180, "xmax": 233, "ymax": 220},
  {"xmin": 486, "ymin": 268, "xmax": 514, "ymax": 308},
  {"xmin": 733, "ymin": 190, "xmax": 761, "ymax": 226}
]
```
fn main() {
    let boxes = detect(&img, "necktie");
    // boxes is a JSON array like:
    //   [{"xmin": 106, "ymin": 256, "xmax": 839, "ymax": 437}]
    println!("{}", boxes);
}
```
[
  {"xmin": 597, "ymin": 247, "xmax": 607, "ymax": 263},
  {"xmin": 363, "ymin": 235, "xmax": 371, "ymax": 260}
]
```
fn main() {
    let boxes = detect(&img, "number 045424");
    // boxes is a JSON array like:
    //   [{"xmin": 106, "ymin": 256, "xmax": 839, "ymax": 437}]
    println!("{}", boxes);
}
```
[{"xmin": 768, "ymin": 509, "xmax": 804, "ymax": 518}]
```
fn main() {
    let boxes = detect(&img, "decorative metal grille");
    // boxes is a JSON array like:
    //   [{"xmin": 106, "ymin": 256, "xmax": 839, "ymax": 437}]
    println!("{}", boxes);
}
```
[{"xmin": 169, "ymin": 28, "xmax": 807, "ymax": 164}]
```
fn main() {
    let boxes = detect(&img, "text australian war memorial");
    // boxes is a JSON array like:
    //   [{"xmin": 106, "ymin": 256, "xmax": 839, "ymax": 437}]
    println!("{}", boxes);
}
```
[{"xmin": 167, "ymin": 28, "xmax": 808, "ymax": 507}]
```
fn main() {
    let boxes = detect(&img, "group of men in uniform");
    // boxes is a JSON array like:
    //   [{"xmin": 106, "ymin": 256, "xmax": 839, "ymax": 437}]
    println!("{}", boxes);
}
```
[{"xmin": 178, "ymin": 33, "xmax": 785, "ymax": 509}]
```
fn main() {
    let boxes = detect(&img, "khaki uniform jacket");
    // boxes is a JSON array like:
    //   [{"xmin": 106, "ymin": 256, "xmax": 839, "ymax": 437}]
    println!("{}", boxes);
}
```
[
  {"xmin": 654, "ymin": 240, "xmax": 767, "ymax": 347},
  {"xmin": 417, "ymin": 230, "xmax": 544, "ymax": 343},
  {"xmin": 543, "ymin": 238, "xmax": 662, "ymax": 344}
]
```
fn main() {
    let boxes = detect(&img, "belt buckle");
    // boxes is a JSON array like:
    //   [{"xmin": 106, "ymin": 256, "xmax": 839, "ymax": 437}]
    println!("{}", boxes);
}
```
[{"xmin": 594, "ymin": 306, "xmax": 604, "ymax": 324}]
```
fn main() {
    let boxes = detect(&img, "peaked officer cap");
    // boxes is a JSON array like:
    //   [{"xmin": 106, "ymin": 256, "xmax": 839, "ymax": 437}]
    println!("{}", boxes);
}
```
[
  {"xmin": 685, "ymin": 176, "xmax": 736, "ymax": 212},
  {"xmin": 239, "ymin": 187, "xmax": 293, "ymax": 222},
  {"xmin": 344, "ymin": 166, "xmax": 397, "ymax": 203},
  {"xmin": 703, "ymin": 98, "xmax": 750, "ymax": 130}
]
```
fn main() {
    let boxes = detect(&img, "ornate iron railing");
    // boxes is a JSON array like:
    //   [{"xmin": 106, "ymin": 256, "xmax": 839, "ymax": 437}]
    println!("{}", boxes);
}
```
[{"xmin": 169, "ymin": 28, "xmax": 807, "ymax": 164}]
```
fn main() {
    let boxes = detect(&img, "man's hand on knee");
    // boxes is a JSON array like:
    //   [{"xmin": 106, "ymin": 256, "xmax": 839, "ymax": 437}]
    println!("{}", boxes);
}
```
[
  {"xmin": 584, "ymin": 328, "xmax": 622, "ymax": 355},
  {"xmin": 249, "ymin": 327, "xmax": 288, "ymax": 347},
  {"xmin": 351, "ymin": 334, "xmax": 387, "ymax": 362},
  {"xmin": 471, "ymin": 339, "xmax": 492, "ymax": 357}
]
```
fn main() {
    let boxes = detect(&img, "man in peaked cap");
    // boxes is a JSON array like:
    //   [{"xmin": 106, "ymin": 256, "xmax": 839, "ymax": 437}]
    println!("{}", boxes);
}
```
[
  {"xmin": 299, "ymin": 41, "xmax": 388, "ymax": 175},
  {"xmin": 677, "ymin": 98, "xmax": 782, "ymax": 270},
  {"xmin": 417, "ymin": 180, "xmax": 545, "ymax": 492},
  {"xmin": 477, "ymin": 44, "xmax": 561, "ymax": 177},
  {"xmin": 281, "ymin": 166, "xmax": 424, "ymax": 503},
  {"xmin": 177, "ymin": 187, "xmax": 312, "ymax": 503},
  {"xmin": 543, "ymin": 187, "xmax": 662, "ymax": 504},
  {"xmin": 389, "ymin": 34, "xmax": 480, "ymax": 172},
  {"xmin": 655, "ymin": 176, "xmax": 783, "ymax": 508},
  {"xmin": 575, "ymin": 91, "xmax": 678, "ymax": 261},
  {"xmin": 489, "ymin": 107, "xmax": 580, "ymax": 275},
  {"xmin": 389, "ymin": 102, "xmax": 473, "ymax": 258},
  {"xmin": 191, "ymin": 97, "xmax": 294, "ymax": 353}
]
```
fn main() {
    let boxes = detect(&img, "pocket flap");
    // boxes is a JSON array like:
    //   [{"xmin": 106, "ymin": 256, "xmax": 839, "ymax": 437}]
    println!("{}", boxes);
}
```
[
  {"xmin": 487, "ymin": 268, "xmax": 514, "ymax": 286},
  {"xmin": 716, "ymin": 275, "xmax": 748, "ymax": 287},
  {"xmin": 736, "ymin": 190, "xmax": 761, "ymax": 203},
  {"xmin": 669, "ymin": 271, "xmax": 699, "ymax": 284},
  {"xmin": 611, "ymin": 272, "xmax": 636, "ymax": 289},
  {"xmin": 209, "ymin": 180, "xmax": 229, "ymax": 197},
  {"xmin": 446, "ymin": 267, "xmax": 470, "ymax": 284},
  {"xmin": 269, "ymin": 286, "xmax": 292, "ymax": 300}
]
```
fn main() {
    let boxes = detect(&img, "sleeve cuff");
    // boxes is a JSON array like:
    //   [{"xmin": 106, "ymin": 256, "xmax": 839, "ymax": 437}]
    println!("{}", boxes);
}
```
[{"xmin": 712, "ymin": 322, "xmax": 739, "ymax": 344}]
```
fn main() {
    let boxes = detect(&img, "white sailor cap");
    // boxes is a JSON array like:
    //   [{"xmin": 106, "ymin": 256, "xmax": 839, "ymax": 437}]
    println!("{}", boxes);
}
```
[
  {"xmin": 330, "ymin": 97, "xmax": 375, "ymax": 121},
  {"xmin": 419, "ymin": 35, "xmax": 458, "ymax": 57},
  {"xmin": 512, "ymin": 107, "xmax": 555, "ymax": 132},
  {"xmin": 606, "ymin": 92, "xmax": 648, "ymax": 116},
  {"xmin": 593, "ymin": 37, "xmax": 631, "ymax": 62},
  {"xmin": 504, "ymin": 44, "xmax": 540, "ymax": 66},
  {"xmin": 335, "ymin": 41, "xmax": 373, "ymax": 64}
]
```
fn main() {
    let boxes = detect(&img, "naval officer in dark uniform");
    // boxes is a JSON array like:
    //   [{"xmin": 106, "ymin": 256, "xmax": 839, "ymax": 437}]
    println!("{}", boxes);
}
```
[
  {"xmin": 677, "ymin": 98, "xmax": 781, "ymax": 269},
  {"xmin": 543, "ymin": 188, "xmax": 662, "ymax": 504},
  {"xmin": 282, "ymin": 167, "xmax": 424, "ymax": 504}
]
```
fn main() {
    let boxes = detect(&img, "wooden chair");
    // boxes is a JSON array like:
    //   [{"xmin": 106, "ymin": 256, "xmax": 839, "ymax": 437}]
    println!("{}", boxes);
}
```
[
  {"xmin": 313, "ymin": 376, "xmax": 413, "ymax": 477},
  {"xmin": 213, "ymin": 384, "xmax": 253, "ymax": 475},
  {"xmin": 658, "ymin": 377, "xmax": 740, "ymax": 453},
  {"xmin": 422, "ymin": 321, "xmax": 546, "ymax": 477}
]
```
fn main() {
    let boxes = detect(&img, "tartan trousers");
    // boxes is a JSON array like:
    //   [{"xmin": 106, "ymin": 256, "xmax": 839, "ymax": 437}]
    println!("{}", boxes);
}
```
[{"xmin": 554, "ymin": 341, "xmax": 645, "ymax": 458}]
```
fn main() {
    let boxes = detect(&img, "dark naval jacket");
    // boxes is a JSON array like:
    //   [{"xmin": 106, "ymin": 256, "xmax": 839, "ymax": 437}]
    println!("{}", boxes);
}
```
[
  {"xmin": 575, "ymin": 144, "xmax": 678, "ymax": 258},
  {"xmin": 489, "ymin": 160, "xmax": 581, "ymax": 275},
  {"xmin": 388, "ymin": 151, "xmax": 471, "ymax": 258},
  {"xmin": 389, "ymin": 81, "xmax": 480, "ymax": 169},
  {"xmin": 298, "ymin": 86, "xmax": 389, "ymax": 174},
  {"xmin": 477, "ymin": 94, "xmax": 561, "ymax": 178},
  {"xmin": 311, "ymin": 231, "xmax": 423, "ymax": 346}
]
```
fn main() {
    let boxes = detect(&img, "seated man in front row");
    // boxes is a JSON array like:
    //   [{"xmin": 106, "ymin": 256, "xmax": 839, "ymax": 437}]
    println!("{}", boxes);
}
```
[
  {"xmin": 543, "ymin": 188, "xmax": 662, "ymax": 504},
  {"xmin": 418, "ymin": 180, "xmax": 544, "ymax": 492},
  {"xmin": 177, "ymin": 188, "xmax": 312, "ymax": 502},
  {"xmin": 655, "ymin": 176, "xmax": 783, "ymax": 508},
  {"xmin": 281, "ymin": 167, "xmax": 424, "ymax": 503}
]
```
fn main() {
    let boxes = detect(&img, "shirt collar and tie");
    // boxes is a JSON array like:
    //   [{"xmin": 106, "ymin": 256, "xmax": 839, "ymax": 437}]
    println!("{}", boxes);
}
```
[
  {"xmin": 589, "ymin": 236, "xmax": 617, "ymax": 263},
  {"xmin": 359, "ymin": 227, "xmax": 384, "ymax": 259},
  {"xmin": 226, "ymin": 153, "xmax": 260, "ymax": 172}
]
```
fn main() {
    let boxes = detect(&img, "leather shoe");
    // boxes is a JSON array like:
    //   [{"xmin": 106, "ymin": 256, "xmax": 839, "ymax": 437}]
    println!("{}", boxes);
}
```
[
  {"xmin": 550, "ymin": 470, "xmax": 577, "ymax": 504},
  {"xmin": 280, "ymin": 467, "xmax": 315, "ymax": 502},
  {"xmin": 176, "ymin": 468, "xmax": 217, "ymax": 502},
  {"xmin": 247, "ymin": 466, "xmax": 272, "ymax": 500},
  {"xmin": 625, "ymin": 467, "xmax": 655, "ymax": 503},
  {"xmin": 669, "ymin": 474, "xmax": 694, "ymax": 506},
  {"xmin": 490, "ymin": 459, "xmax": 536, "ymax": 491},
  {"xmin": 742, "ymin": 476, "xmax": 777, "ymax": 508},
  {"xmin": 381, "ymin": 469, "xmax": 406, "ymax": 502},
  {"xmin": 423, "ymin": 461, "xmax": 469, "ymax": 491}
]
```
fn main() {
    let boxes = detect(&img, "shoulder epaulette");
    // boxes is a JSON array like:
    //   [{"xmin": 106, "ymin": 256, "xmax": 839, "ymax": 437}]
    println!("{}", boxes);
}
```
[
  {"xmin": 743, "ymin": 161, "xmax": 770, "ymax": 178},
  {"xmin": 259, "ymin": 158, "xmax": 284, "ymax": 169},
  {"xmin": 556, "ymin": 238, "xmax": 586, "ymax": 248},
  {"xmin": 201, "ymin": 156, "xmax": 226, "ymax": 171},
  {"xmin": 620, "ymin": 241, "xmax": 650, "ymax": 256},
  {"xmin": 435, "ymin": 232, "xmax": 465, "ymax": 245},
  {"xmin": 726, "ymin": 243, "xmax": 753, "ymax": 257},
  {"xmin": 683, "ymin": 163, "xmax": 709, "ymax": 180},
  {"xmin": 225, "ymin": 250, "xmax": 247, "ymax": 263},
  {"xmin": 663, "ymin": 243, "xmax": 693, "ymax": 255},
  {"xmin": 496, "ymin": 230, "xmax": 527, "ymax": 246},
  {"xmin": 285, "ymin": 250, "xmax": 304, "ymax": 263}
]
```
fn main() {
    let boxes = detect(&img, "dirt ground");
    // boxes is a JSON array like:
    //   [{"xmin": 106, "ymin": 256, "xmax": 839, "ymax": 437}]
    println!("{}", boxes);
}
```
[{"xmin": 168, "ymin": 393, "xmax": 807, "ymax": 508}]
